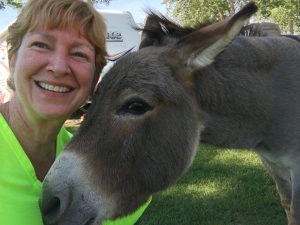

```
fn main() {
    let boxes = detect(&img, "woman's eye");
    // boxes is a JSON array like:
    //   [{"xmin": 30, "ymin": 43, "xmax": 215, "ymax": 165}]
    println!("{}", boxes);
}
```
[
  {"xmin": 72, "ymin": 51, "xmax": 89, "ymax": 60},
  {"xmin": 31, "ymin": 41, "xmax": 49, "ymax": 49}
]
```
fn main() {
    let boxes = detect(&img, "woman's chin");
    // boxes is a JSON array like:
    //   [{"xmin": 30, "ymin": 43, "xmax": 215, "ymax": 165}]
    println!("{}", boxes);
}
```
[{"xmin": 33, "ymin": 106, "xmax": 74, "ymax": 121}]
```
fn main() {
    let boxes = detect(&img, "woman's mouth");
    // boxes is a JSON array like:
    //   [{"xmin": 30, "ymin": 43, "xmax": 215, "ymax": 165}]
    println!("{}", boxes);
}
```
[{"xmin": 36, "ymin": 81, "xmax": 72, "ymax": 93}]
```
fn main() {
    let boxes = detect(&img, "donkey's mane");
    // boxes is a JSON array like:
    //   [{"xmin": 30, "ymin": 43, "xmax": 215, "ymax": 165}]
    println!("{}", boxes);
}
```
[{"xmin": 138, "ymin": 11, "xmax": 211, "ymax": 40}]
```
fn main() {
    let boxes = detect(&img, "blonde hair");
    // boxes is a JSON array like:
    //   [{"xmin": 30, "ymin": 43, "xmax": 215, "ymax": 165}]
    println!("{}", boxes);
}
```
[{"xmin": 7, "ymin": 0, "xmax": 107, "ymax": 90}]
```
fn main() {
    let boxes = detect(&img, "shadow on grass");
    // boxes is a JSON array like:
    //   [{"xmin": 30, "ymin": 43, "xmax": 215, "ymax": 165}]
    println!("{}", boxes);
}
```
[{"xmin": 137, "ymin": 144, "xmax": 286, "ymax": 225}]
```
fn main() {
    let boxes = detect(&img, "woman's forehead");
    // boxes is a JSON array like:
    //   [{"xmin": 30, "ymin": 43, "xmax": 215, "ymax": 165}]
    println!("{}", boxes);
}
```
[{"xmin": 28, "ymin": 25, "xmax": 93, "ymax": 46}]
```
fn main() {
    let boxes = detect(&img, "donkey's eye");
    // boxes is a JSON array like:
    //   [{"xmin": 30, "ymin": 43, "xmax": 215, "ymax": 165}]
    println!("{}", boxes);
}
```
[{"xmin": 118, "ymin": 98, "xmax": 153, "ymax": 115}]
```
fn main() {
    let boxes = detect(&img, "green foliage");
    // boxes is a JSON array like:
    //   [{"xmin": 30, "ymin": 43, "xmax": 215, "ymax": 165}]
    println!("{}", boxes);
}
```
[
  {"xmin": 164, "ymin": 0, "xmax": 300, "ymax": 33},
  {"xmin": 163, "ymin": 0, "xmax": 249, "ymax": 26},
  {"xmin": 137, "ymin": 144, "xmax": 286, "ymax": 225},
  {"xmin": 269, "ymin": 7, "xmax": 294, "ymax": 33},
  {"xmin": 0, "ymin": 0, "xmax": 22, "ymax": 9},
  {"xmin": 256, "ymin": 0, "xmax": 300, "ymax": 33}
]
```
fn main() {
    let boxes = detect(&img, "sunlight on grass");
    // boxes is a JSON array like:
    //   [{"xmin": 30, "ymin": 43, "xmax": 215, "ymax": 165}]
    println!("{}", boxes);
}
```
[
  {"xmin": 162, "ymin": 181, "xmax": 226, "ymax": 199},
  {"xmin": 214, "ymin": 149, "xmax": 261, "ymax": 166},
  {"xmin": 185, "ymin": 182, "xmax": 220, "ymax": 196},
  {"xmin": 137, "ymin": 144, "xmax": 286, "ymax": 225}
]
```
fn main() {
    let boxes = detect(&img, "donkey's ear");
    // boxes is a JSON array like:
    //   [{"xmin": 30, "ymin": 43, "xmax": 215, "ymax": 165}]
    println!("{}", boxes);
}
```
[
  {"xmin": 139, "ymin": 12, "xmax": 169, "ymax": 49},
  {"xmin": 174, "ymin": 2, "xmax": 258, "ymax": 69}
]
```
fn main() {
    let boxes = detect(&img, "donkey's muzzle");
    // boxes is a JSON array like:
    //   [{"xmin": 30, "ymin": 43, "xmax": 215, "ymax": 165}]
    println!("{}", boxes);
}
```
[{"xmin": 39, "ymin": 151, "xmax": 103, "ymax": 225}]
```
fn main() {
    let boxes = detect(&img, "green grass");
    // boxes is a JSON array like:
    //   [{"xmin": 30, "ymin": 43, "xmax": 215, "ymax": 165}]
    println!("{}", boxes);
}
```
[{"xmin": 137, "ymin": 144, "xmax": 286, "ymax": 225}]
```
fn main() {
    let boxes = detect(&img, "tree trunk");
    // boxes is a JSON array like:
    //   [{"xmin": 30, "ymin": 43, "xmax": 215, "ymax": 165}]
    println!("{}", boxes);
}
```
[{"xmin": 289, "ymin": 20, "xmax": 294, "ymax": 34}]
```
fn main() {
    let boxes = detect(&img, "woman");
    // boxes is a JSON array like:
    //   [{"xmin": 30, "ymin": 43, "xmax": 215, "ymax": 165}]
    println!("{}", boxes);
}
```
[{"xmin": 0, "ymin": 0, "xmax": 150, "ymax": 224}]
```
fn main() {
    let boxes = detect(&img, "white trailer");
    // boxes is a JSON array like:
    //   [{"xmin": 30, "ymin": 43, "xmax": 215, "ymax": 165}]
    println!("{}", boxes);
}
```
[{"xmin": 99, "ymin": 9, "xmax": 141, "ymax": 76}]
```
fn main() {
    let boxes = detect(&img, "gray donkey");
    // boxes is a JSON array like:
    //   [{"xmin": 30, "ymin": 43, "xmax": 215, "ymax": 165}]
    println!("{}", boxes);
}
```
[{"xmin": 40, "ymin": 2, "xmax": 300, "ymax": 225}]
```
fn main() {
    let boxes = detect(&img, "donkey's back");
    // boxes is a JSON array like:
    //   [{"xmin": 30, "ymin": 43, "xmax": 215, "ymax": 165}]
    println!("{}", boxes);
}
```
[
  {"xmin": 199, "ymin": 35, "xmax": 300, "ymax": 151},
  {"xmin": 196, "ymin": 34, "xmax": 300, "ymax": 225}
]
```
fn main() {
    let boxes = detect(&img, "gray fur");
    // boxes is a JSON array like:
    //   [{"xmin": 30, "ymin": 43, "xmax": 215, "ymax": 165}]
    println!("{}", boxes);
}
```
[{"xmin": 40, "ymin": 3, "xmax": 300, "ymax": 225}]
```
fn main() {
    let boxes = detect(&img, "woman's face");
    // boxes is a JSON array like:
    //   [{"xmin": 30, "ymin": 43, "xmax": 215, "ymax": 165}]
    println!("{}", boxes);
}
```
[{"xmin": 10, "ymin": 26, "xmax": 96, "ymax": 120}]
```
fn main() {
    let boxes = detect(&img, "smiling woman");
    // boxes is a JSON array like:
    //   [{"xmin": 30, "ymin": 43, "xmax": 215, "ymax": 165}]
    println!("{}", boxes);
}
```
[
  {"xmin": 0, "ymin": 0, "xmax": 150, "ymax": 225},
  {"xmin": 10, "ymin": 28, "xmax": 96, "ymax": 119}
]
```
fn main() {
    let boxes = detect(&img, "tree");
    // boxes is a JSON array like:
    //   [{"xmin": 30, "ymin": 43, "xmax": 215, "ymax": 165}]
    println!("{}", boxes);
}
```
[
  {"xmin": 0, "ymin": 0, "xmax": 112, "ymax": 10},
  {"xmin": 255, "ymin": 0, "xmax": 300, "ymax": 34},
  {"xmin": 164, "ymin": 0, "xmax": 299, "ymax": 34},
  {"xmin": 0, "ymin": 0, "xmax": 22, "ymax": 9},
  {"xmin": 163, "ymin": 0, "xmax": 249, "ymax": 25}
]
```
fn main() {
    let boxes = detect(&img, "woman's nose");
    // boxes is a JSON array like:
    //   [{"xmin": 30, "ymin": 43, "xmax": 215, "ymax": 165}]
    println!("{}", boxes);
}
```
[{"xmin": 47, "ymin": 51, "xmax": 71, "ymax": 76}]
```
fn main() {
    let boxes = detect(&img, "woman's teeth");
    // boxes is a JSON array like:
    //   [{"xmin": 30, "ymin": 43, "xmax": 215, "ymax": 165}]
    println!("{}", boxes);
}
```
[{"xmin": 38, "ymin": 82, "xmax": 71, "ymax": 93}]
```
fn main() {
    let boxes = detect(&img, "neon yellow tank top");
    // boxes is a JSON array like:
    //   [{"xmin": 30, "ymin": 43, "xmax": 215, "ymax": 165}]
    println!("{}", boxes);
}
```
[{"xmin": 0, "ymin": 113, "xmax": 151, "ymax": 225}]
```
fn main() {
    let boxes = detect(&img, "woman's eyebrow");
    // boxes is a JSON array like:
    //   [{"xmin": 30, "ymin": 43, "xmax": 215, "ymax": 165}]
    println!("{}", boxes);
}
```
[
  {"xmin": 28, "ymin": 31, "xmax": 54, "ymax": 41},
  {"xmin": 28, "ymin": 31, "xmax": 95, "ymax": 53},
  {"xmin": 72, "ymin": 41, "xmax": 95, "ymax": 53}
]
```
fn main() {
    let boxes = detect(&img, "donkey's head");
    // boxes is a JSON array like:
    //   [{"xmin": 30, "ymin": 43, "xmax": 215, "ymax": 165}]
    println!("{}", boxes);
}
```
[{"xmin": 40, "ymin": 3, "xmax": 257, "ymax": 225}]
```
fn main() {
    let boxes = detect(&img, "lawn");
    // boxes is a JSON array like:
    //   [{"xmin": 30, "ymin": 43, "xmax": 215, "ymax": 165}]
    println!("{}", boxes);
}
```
[
  {"xmin": 65, "ymin": 122, "xmax": 286, "ymax": 225},
  {"xmin": 136, "ymin": 144, "xmax": 286, "ymax": 225}
]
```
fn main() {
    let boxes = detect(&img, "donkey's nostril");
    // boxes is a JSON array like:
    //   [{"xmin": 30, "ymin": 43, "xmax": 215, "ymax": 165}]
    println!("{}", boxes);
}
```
[
  {"xmin": 41, "ymin": 197, "xmax": 61, "ymax": 223},
  {"xmin": 44, "ymin": 197, "xmax": 60, "ymax": 214}
]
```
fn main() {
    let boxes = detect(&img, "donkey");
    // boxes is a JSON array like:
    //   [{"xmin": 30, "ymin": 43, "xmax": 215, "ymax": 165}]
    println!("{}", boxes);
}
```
[{"xmin": 40, "ymin": 2, "xmax": 300, "ymax": 225}]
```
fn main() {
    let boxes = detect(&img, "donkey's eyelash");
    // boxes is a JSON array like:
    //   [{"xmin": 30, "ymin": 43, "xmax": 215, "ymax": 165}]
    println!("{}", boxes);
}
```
[{"xmin": 117, "ymin": 98, "xmax": 153, "ymax": 116}]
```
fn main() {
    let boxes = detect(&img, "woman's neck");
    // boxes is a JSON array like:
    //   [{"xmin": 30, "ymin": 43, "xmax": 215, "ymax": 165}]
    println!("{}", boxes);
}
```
[{"xmin": 0, "ymin": 99, "xmax": 66, "ymax": 181}]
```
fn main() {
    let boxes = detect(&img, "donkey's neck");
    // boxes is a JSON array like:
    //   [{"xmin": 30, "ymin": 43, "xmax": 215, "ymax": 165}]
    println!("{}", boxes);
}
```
[{"xmin": 195, "ymin": 36, "xmax": 299, "ymax": 149}]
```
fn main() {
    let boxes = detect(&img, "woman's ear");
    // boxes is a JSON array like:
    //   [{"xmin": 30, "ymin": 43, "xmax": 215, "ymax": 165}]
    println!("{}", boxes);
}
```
[
  {"xmin": 8, "ymin": 53, "xmax": 16, "ymax": 74},
  {"xmin": 7, "ymin": 54, "xmax": 16, "ymax": 90}
]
